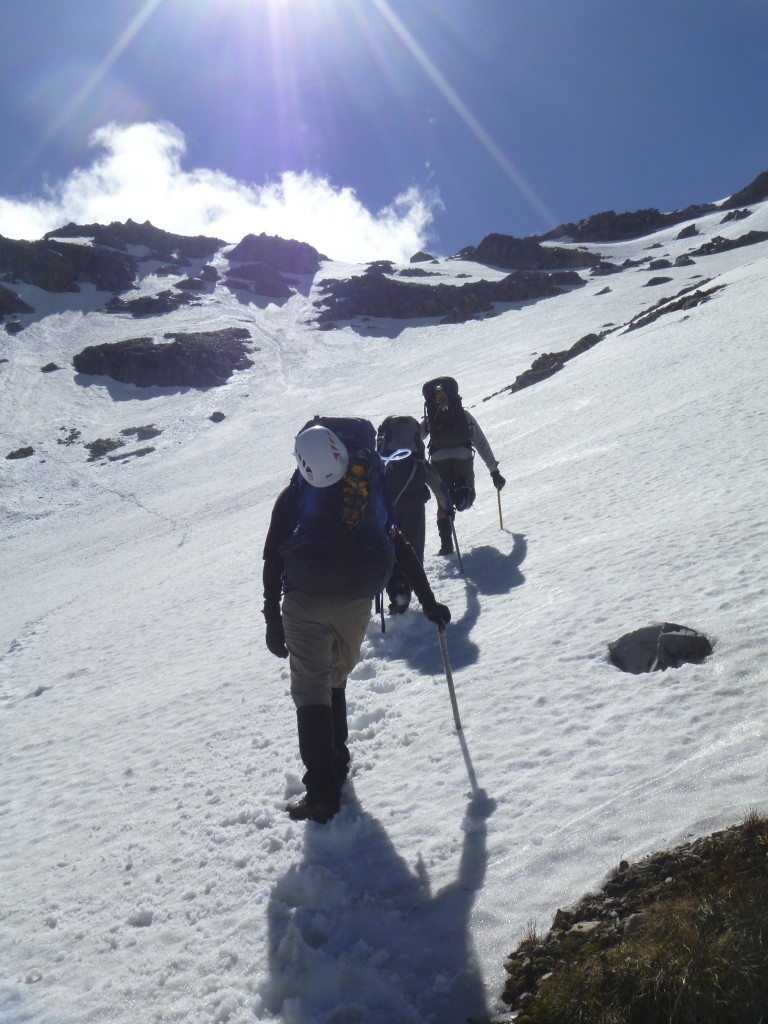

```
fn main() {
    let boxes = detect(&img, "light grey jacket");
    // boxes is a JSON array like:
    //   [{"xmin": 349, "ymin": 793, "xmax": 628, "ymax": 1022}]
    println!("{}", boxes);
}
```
[{"xmin": 422, "ymin": 409, "xmax": 499, "ymax": 471}]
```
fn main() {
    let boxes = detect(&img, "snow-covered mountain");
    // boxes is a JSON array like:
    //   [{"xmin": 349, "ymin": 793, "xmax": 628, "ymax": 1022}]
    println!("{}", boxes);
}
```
[{"xmin": 2, "ymin": 187, "xmax": 768, "ymax": 1024}]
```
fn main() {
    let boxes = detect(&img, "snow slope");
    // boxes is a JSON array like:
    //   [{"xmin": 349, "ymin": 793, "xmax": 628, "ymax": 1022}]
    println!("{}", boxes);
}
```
[{"xmin": 2, "ymin": 200, "xmax": 768, "ymax": 1023}]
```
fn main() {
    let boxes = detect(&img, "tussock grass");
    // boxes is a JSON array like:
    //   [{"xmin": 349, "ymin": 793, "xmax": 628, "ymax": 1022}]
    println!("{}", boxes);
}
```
[{"xmin": 505, "ymin": 812, "xmax": 768, "ymax": 1024}]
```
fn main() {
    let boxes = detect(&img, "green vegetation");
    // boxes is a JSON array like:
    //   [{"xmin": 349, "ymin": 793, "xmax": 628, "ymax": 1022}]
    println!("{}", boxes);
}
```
[{"xmin": 499, "ymin": 812, "xmax": 768, "ymax": 1024}]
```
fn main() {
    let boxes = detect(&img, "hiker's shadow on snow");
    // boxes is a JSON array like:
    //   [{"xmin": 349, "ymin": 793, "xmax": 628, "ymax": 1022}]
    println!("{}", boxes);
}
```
[
  {"xmin": 371, "ymin": 600, "xmax": 481, "ymax": 673},
  {"xmin": 263, "ymin": 785, "xmax": 496, "ymax": 1023},
  {"xmin": 461, "ymin": 532, "xmax": 527, "ymax": 595},
  {"xmin": 425, "ymin": 532, "xmax": 526, "ymax": 672}
]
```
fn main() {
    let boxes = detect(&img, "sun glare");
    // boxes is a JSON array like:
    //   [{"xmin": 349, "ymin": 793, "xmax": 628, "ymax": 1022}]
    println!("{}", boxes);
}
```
[{"xmin": 371, "ymin": 0, "xmax": 556, "ymax": 227}]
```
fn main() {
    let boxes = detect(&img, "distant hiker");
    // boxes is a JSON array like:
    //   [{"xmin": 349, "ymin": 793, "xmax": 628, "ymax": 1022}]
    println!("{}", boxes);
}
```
[
  {"xmin": 421, "ymin": 376, "xmax": 506, "ymax": 555},
  {"xmin": 376, "ymin": 414, "xmax": 453, "ymax": 614},
  {"xmin": 262, "ymin": 416, "xmax": 451, "ymax": 825}
]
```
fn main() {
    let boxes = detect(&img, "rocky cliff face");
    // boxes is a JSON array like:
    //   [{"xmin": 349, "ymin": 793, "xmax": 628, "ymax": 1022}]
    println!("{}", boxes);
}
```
[{"xmin": 0, "ymin": 235, "xmax": 137, "ymax": 293}]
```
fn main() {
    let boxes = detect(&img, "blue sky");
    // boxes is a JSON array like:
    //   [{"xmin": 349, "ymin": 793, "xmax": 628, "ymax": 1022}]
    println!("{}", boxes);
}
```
[{"xmin": 1, "ymin": 0, "xmax": 767, "ymax": 260}]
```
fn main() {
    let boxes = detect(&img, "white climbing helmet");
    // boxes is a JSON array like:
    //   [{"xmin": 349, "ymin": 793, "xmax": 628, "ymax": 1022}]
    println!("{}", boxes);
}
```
[{"xmin": 294, "ymin": 425, "xmax": 349, "ymax": 487}]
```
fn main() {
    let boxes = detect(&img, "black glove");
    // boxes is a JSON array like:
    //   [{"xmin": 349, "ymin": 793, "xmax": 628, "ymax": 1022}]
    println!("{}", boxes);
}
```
[
  {"xmin": 265, "ymin": 616, "xmax": 288, "ymax": 659},
  {"xmin": 491, "ymin": 469, "xmax": 506, "ymax": 491},
  {"xmin": 423, "ymin": 602, "xmax": 451, "ymax": 627}
]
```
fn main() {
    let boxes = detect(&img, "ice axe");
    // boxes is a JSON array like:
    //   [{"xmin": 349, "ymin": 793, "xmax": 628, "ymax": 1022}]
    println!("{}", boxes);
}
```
[
  {"xmin": 450, "ymin": 518, "xmax": 464, "ymax": 574},
  {"xmin": 436, "ymin": 625, "xmax": 482, "ymax": 792},
  {"xmin": 437, "ymin": 624, "xmax": 462, "ymax": 732}
]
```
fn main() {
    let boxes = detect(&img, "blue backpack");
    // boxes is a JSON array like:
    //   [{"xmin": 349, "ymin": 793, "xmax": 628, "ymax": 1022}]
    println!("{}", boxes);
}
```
[{"xmin": 281, "ymin": 416, "xmax": 396, "ymax": 599}]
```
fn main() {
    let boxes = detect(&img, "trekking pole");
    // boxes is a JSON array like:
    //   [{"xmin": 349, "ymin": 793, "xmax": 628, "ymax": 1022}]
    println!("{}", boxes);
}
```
[
  {"xmin": 450, "ymin": 518, "xmax": 464, "ymax": 573},
  {"xmin": 437, "ymin": 625, "xmax": 462, "ymax": 731},
  {"xmin": 497, "ymin": 487, "xmax": 504, "ymax": 530}
]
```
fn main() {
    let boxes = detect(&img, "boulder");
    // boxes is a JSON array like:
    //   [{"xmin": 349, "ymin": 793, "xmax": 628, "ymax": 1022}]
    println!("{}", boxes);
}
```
[
  {"xmin": 228, "ymin": 233, "xmax": 326, "ymax": 274},
  {"xmin": 609, "ymin": 622, "xmax": 713, "ymax": 674},
  {"xmin": 73, "ymin": 327, "xmax": 254, "ymax": 388}
]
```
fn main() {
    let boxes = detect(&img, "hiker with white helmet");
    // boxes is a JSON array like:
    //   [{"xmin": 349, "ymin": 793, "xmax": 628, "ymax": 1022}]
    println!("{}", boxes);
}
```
[{"xmin": 262, "ymin": 417, "xmax": 450, "ymax": 825}]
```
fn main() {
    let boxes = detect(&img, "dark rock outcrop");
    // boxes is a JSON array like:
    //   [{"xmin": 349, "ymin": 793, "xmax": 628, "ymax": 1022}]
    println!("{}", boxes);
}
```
[
  {"xmin": 397, "ymin": 267, "xmax": 439, "ymax": 278},
  {"xmin": 721, "ymin": 169, "xmax": 768, "ymax": 209},
  {"xmin": 623, "ymin": 283, "xmax": 724, "ymax": 334},
  {"xmin": 0, "ymin": 284, "xmax": 34, "ymax": 315},
  {"xmin": 224, "ymin": 261, "xmax": 293, "ymax": 298},
  {"xmin": 227, "ymin": 233, "xmax": 326, "ymax": 274},
  {"xmin": 485, "ymin": 333, "xmax": 604, "ymax": 398},
  {"xmin": 315, "ymin": 269, "xmax": 562, "ymax": 323},
  {"xmin": 105, "ymin": 289, "xmax": 200, "ymax": 317},
  {"xmin": 689, "ymin": 230, "xmax": 768, "ymax": 258},
  {"xmin": 85, "ymin": 438, "xmax": 126, "ymax": 461},
  {"xmin": 121, "ymin": 425, "xmax": 162, "ymax": 441},
  {"xmin": 0, "ymin": 236, "xmax": 137, "ymax": 293},
  {"xmin": 589, "ymin": 261, "xmax": 623, "ymax": 277},
  {"xmin": 543, "ymin": 202, "xmax": 718, "ymax": 244},
  {"xmin": 486, "ymin": 168, "xmax": 768, "ymax": 250},
  {"xmin": 465, "ymin": 234, "xmax": 601, "ymax": 271},
  {"xmin": 720, "ymin": 208, "xmax": 751, "ymax": 224},
  {"xmin": 6, "ymin": 446, "xmax": 34, "ymax": 459},
  {"xmin": 73, "ymin": 327, "xmax": 254, "ymax": 388},
  {"xmin": 45, "ymin": 219, "xmax": 224, "ymax": 260}
]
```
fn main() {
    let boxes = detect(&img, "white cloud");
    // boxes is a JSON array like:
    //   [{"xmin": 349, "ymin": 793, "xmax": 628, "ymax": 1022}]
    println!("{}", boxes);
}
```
[{"xmin": 0, "ymin": 121, "xmax": 442, "ymax": 262}]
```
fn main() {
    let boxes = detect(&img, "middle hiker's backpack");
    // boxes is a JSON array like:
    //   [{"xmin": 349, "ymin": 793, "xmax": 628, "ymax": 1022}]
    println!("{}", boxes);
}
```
[
  {"xmin": 376, "ymin": 415, "xmax": 426, "ymax": 505},
  {"xmin": 281, "ymin": 416, "xmax": 395, "ymax": 599},
  {"xmin": 422, "ymin": 376, "xmax": 472, "ymax": 453}
]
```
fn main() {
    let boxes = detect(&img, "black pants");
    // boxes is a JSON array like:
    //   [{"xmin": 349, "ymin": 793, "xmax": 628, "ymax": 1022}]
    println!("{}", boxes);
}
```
[
  {"xmin": 432, "ymin": 456, "xmax": 475, "ymax": 518},
  {"xmin": 386, "ymin": 493, "xmax": 426, "ymax": 602}
]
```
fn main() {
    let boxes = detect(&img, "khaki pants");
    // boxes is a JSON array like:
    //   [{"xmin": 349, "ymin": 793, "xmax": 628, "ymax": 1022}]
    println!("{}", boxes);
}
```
[{"xmin": 282, "ymin": 591, "xmax": 372, "ymax": 708}]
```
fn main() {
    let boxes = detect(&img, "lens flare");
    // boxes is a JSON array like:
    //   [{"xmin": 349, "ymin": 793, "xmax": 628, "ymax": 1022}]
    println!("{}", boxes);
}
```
[{"xmin": 371, "ymin": 0, "xmax": 556, "ymax": 228}]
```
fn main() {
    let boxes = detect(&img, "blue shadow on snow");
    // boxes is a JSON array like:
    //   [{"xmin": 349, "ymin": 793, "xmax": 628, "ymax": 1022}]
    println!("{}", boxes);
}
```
[{"xmin": 263, "ymin": 784, "xmax": 497, "ymax": 1023}]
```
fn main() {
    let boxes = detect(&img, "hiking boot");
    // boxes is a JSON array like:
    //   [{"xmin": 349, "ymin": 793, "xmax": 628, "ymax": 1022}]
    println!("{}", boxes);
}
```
[
  {"xmin": 437, "ymin": 519, "xmax": 454, "ymax": 555},
  {"xmin": 388, "ymin": 591, "xmax": 411, "ymax": 614},
  {"xmin": 286, "ymin": 794, "xmax": 339, "ymax": 824},
  {"xmin": 296, "ymin": 704, "xmax": 342, "ymax": 811},
  {"xmin": 331, "ymin": 688, "xmax": 351, "ymax": 781},
  {"xmin": 451, "ymin": 477, "xmax": 475, "ymax": 512}
]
